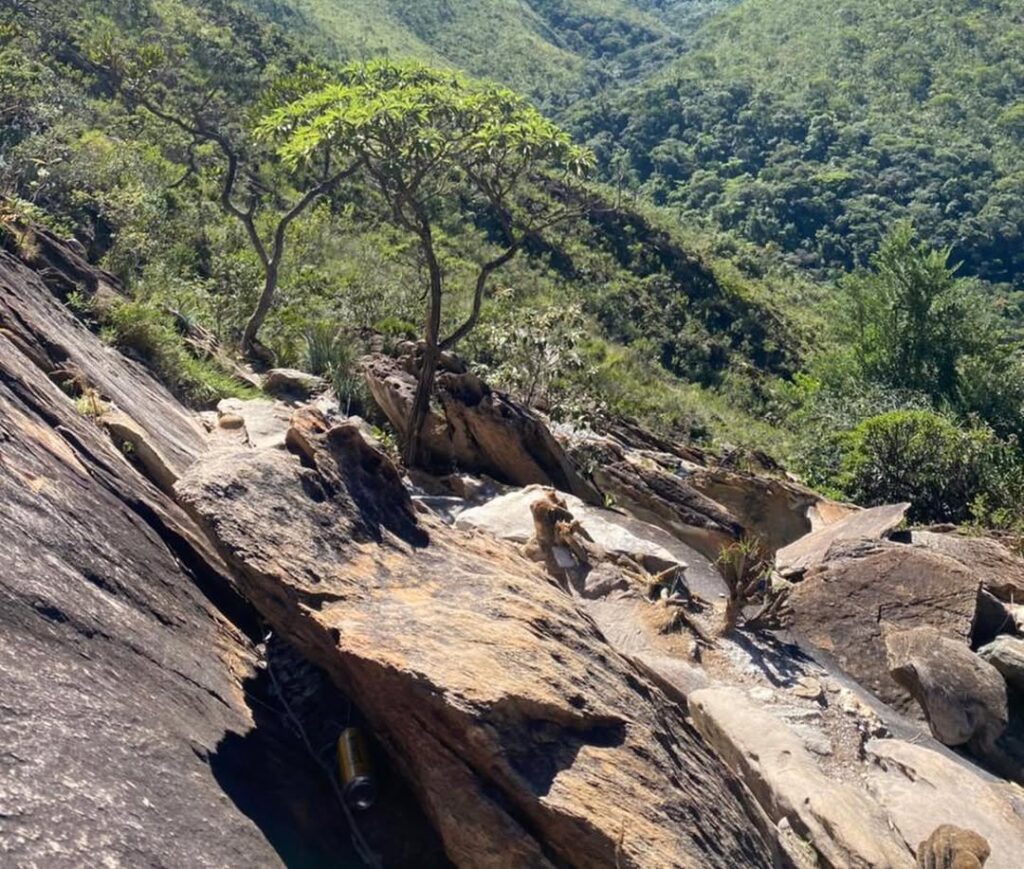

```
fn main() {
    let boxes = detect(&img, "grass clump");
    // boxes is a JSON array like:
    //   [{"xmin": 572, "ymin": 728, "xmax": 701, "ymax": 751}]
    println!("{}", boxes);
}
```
[{"xmin": 102, "ymin": 299, "xmax": 256, "ymax": 407}]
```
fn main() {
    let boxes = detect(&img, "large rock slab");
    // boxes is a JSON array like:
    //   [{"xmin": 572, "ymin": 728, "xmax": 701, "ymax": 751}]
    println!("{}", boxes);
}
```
[
  {"xmin": 886, "ymin": 626, "xmax": 1008, "ymax": 751},
  {"xmin": 688, "ymin": 687, "xmax": 913, "ymax": 867},
  {"xmin": 0, "ymin": 243, "xmax": 206, "ymax": 476},
  {"xmin": 176, "ymin": 411, "xmax": 773, "ymax": 868},
  {"xmin": 455, "ymin": 485, "xmax": 726, "ymax": 598},
  {"xmin": 0, "ymin": 247, "xmax": 372, "ymax": 866},
  {"xmin": 777, "ymin": 502, "xmax": 909, "ymax": 578},
  {"xmin": 790, "ymin": 541, "xmax": 981, "ymax": 714},
  {"xmin": 565, "ymin": 436, "xmax": 743, "ymax": 562},
  {"xmin": 362, "ymin": 352, "xmax": 599, "ymax": 502},
  {"xmin": 687, "ymin": 466, "xmax": 855, "ymax": 552},
  {"xmin": 866, "ymin": 740, "xmax": 1024, "ymax": 869}
]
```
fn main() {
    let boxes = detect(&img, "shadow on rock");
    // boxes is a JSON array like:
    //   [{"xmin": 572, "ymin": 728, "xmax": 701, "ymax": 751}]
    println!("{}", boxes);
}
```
[{"xmin": 210, "ymin": 637, "xmax": 450, "ymax": 868}]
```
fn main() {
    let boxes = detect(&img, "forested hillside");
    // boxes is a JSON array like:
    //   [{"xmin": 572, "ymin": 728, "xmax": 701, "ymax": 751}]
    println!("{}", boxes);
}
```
[
  {"xmin": 256, "ymin": 0, "xmax": 732, "ymax": 106},
  {"xmin": 2, "ymin": 0, "xmax": 1023, "ymax": 533},
  {"xmin": 572, "ymin": 0, "xmax": 1024, "ymax": 285}
]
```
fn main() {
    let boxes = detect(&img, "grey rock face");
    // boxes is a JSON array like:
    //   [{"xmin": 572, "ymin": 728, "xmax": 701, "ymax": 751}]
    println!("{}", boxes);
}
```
[{"xmin": 885, "ymin": 626, "xmax": 1008, "ymax": 750}]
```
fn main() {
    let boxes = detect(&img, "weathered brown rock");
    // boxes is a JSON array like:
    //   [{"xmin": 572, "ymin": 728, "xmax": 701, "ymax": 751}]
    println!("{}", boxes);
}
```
[
  {"xmin": 176, "ymin": 411, "xmax": 773, "ymax": 868},
  {"xmin": 915, "ymin": 825, "xmax": 991, "ymax": 869},
  {"xmin": 979, "ymin": 636, "xmax": 1024, "ymax": 693},
  {"xmin": 776, "ymin": 501, "xmax": 909, "ymax": 578},
  {"xmin": 909, "ymin": 531, "xmax": 1024, "ymax": 604},
  {"xmin": 566, "ymin": 436, "xmax": 743, "ymax": 561},
  {"xmin": 789, "ymin": 541, "xmax": 981, "ymax": 714},
  {"xmin": 362, "ymin": 352, "xmax": 599, "ymax": 501},
  {"xmin": 885, "ymin": 626, "xmax": 1008, "ymax": 750},
  {"xmin": 687, "ymin": 466, "xmax": 855, "ymax": 552},
  {"xmin": 866, "ymin": 740, "xmax": 1024, "ymax": 869},
  {"xmin": 0, "ymin": 244, "xmax": 417, "ymax": 866},
  {"xmin": 263, "ymin": 367, "xmax": 327, "ymax": 399}
]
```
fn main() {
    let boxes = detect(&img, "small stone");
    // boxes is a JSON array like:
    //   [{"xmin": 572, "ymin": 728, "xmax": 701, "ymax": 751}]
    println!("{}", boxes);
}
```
[
  {"xmin": 792, "ymin": 676, "xmax": 825, "ymax": 703},
  {"xmin": 915, "ymin": 823, "xmax": 990, "ymax": 868},
  {"xmin": 217, "ymin": 413, "xmax": 245, "ymax": 430},
  {"xmin": 748, "ymin": 686, "xmax": 776, "ymax": 705}
]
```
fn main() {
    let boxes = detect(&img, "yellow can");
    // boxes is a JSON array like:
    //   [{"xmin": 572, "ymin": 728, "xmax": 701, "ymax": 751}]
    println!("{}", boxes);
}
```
[{"xmin": 337, "ymin": 727, "xmax": 377, "ymax": 810}]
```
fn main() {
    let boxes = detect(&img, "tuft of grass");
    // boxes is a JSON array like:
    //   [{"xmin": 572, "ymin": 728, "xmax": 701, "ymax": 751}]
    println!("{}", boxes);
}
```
[{"xmin": 102, "ymin": 299, "xmax": 257, "ymax": 407}]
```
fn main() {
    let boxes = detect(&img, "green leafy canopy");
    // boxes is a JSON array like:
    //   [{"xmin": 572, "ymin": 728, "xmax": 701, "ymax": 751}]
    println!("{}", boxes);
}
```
[{"xmin": 256, "ymin": 59, "xmax": 594, "ymax": 183}]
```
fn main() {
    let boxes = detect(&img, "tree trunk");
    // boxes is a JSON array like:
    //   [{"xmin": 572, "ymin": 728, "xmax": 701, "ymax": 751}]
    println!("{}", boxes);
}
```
[
  {"xmin": 241, "ymin": 262, "xmax": 278, "ymax": 359},
  {"xmin": 403, "ymin": 225, "xmax": 444, "ymax": 468},
  {"xmin": 403, "ymin": 341, "xmax": 440, "ymax": 468}
]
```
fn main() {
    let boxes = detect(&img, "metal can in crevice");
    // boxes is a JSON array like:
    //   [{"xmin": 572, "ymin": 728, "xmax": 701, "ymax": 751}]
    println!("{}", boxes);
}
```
[{"xmin": 337, "ymin": 727, "xmax": 377, "ymax": 810}]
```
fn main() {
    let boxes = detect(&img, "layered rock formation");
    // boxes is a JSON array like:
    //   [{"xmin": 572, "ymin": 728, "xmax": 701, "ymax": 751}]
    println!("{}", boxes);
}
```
[
  {"xmin": 176, "ymin": 411, "xmax": 772, "ymax": 868},
  {"xmin": 5, "ymin": 225, "xmax": 1024, "ymax": 868}
]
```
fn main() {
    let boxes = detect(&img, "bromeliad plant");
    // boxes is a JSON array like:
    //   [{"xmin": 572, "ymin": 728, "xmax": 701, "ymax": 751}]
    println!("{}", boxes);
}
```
[{"xmin": 258, "ymin": 60, "xmax": 593, "ymax": 466}]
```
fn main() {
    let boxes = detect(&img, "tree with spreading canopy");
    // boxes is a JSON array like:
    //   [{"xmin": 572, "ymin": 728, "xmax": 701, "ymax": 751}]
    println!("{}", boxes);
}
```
[
  {"xmin": 259, "ymin": 59, "xmax": 593, "ymax": 465},
  {"xmin": 78, "ymin": 17, "xmax": 359, "ymax": 359}
]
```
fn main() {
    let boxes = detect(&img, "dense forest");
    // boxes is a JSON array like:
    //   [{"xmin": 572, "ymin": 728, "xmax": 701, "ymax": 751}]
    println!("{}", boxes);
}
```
[{"xmin": 1, "ymin": 0, "xmax": 1022, "ymax": 535}]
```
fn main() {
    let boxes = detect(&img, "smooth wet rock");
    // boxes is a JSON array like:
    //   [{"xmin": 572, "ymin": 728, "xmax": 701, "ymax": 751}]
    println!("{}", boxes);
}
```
[
  {"xmin": 776, "ymin": 501, "xmax": 909, "ymax": 578},
  {"xmin": 790, "ymin": 540, "xmax": 981, "ymax": 714},
  {"xmin": 886, "ymin": 626, "xmax": 1008, "ymax": 751},
  {"xmin": 177, "ymin": 410, "xmax": 772, "ymax": 868}
]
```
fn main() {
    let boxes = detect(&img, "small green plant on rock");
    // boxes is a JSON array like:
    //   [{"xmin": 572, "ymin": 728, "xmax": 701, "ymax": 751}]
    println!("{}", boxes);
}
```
[{"xmin": 716, "ymin": 537, "xmax": 792, "ymax": 634}]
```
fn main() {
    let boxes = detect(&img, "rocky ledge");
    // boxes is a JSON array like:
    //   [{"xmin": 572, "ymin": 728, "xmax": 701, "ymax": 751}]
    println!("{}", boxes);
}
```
[{"xmin": 3, "ymin": 227, "xmax": 1024, "ymax": 868}]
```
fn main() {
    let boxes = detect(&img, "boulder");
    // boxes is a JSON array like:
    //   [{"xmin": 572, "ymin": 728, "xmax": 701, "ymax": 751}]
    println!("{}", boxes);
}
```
[
  {"xmin": 914, "ymin": 825, "xmax": 991, "ymax": 869},
  {"xmin": 455, "ymin": 485, "xmax": 725, "ymax": 597},
  {"xmin": 687, "ymin": 466, "xmax": 855, "ymax": 552},
  {"xmin": 789, "ymin": 541, "xmax": 981, "ymax": 714},
  {"xmin": 885, "ymin": 626, "xmax": 1008, "ymax": 750},
  {"xmin": 176, "ymin": 411, "xmax": 773, "ymax": 868},
  {"xmin": 979, "ymin": 636, "xmax": 1024, "ymax": 693},
  {"xmin": 866, "ymin": 739, "xmax": 1024, "ymax": 869},
  {"xmin": 362, "ymin": 352, "xmax": 599, "ymax": 502},
  {"xmin": 565, "ymin": 436, "xmax": 743, "ymax": 562},
  {"xmin": 909, "ymin": 531, "xmax": 1024, "ymax": 604},
  {"xmin": 688, "ymin": 687, "xmax": 913, "ymax": 867},
  {"xmin": 262, "ymin": 367, "xmax": 327, "ymax": 399},
  {"xmin": 216, "ymin": 397, "xmax": 292, "ymax": 450},
  {"xmin": 776, "ymin": 501, "xmax": 909, "ymax": 578}
]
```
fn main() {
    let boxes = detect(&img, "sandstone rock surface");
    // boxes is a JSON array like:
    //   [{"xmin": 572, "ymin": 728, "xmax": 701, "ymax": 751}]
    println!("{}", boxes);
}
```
[
  {"xmin": 979, "ymin": 636, "xmax": 1024, "ymax": 693},
  {"xmin": 886, "ymin": 626, "xmax": 1008, "ymax": 750},
  {"xmin": 0, "ymin": 246, "xmax": 389, "ymax": 867},
  {"xmin": 688, "ymin": 687, "xmax": 914, "ymax": 868},
  {"xmin": 777, "ymin": 501, "xmax": 909, "ymax": 578},
  {"xmin": 176, "ymin": 411, "xmax": 772, "ymax": 868},
  {"xmin": 362, "ymin": 352, "xmax": 599, "ymax": 501},
  {"xmin": 866, "ymin": 740, "xmax": 1024, "ymax": 869},
  {"xmin": 263, "ymin": 367, "xmax": 327, "ymax": 398},
  {"xmin": 789, "ymin": 541, "xmax": 981, "ymax": 713}
]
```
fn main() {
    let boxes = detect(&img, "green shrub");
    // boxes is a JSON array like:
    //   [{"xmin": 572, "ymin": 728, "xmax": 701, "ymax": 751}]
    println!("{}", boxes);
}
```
[
  {"xmin": 834, "ymin": 409, "xmax": 1016, "ymax": 525},
  {"xmin": 103, "ymin": 299, "xmax": 255, "ymax": 407}
]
